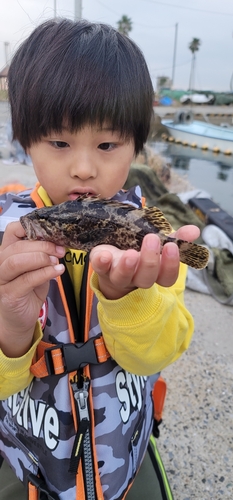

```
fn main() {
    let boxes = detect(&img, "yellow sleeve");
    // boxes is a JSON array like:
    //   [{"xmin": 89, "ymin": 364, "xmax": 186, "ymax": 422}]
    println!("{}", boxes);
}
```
[
  {"xmin": 90, "ymin": 263, "xmax": 194, "ymax": 376},
  {"xmin": 0, "ymin": 323, "xmax": 43, "ymax": 400}
]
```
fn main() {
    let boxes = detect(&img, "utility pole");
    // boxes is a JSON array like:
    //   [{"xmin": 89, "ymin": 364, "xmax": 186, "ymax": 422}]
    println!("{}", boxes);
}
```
[
  {"xmin": 74, "ymin": 0, "xmax": 82, "ymax": 20},
  {"xmin": 54, "ymin": 0, "xmax": 57, "ymax": 18},
  {"xmin": 189, "ymin": 53, "xmax": 196, "ymax": 91},
  {"xmin": 4, "ymin": 42, "xmax": 10, "ymax": 65},
  {"xmin": 171, "ymin": 23, "xmax": 178, "ymax": 88}
]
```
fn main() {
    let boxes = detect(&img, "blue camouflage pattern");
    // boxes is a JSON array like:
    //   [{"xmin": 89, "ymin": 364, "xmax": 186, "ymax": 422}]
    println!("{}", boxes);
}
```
[{"xmin": 0, "ymin": 186, "xmax": 155, "ymax": 499}]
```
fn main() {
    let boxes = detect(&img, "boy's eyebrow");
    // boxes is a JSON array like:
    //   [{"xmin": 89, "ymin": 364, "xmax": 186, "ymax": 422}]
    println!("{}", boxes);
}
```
[
  {"xmin": 96, "ymin": 126, "xmax": 121, "ymax": 134},
  {"xmin": 60, "ymin": 125, "xmax": 72, "ymax": 132},
  {"xmin": 55, "ymin": 125, "xmax": 117, "ymax": 133},
  {"xmin": 48, "ymin": 125, "xmax": 123, "ymax": 136},
  {"xmin": 46, "ymin": 127, "xmax": 69, "ymax": 135}
]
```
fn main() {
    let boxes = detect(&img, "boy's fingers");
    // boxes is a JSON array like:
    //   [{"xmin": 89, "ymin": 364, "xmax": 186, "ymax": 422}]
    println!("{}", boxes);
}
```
[
  {"xmin": 0, "ymin": 239, "xmax": 65, "ymax": 265},
  {"xmin": 1, "ymin": 263, "xmax": 65, "ymax": 299},
  {"xmin": 173, "ymin": 224, "xmax": 200, "ymax": 242},
  {"xmin": 91, "ymin": 246, "xmax": 139, "ymax": 288},
  {"xmin": 0, "ymin": 252, "xmax": 63, "ymax": 284},
  {"xmin": 90, "ymin": 248, "xmax": 113, "ymax": 275},
  {"xmin": 1, "ymin": 221, "xmax": 27, "ymax": 247},
  {"xmin": 1, "ymin": 221, "xmax": 66, "ymax": 257},
  {"xmin": 156, "ymin": 243, "xmax": 180, "ymax": 287},
  {"xmin": 131, "ymin": 234, "xmax": 160, "ymax": 288},
  {"xmin": 109, "ymin": 250, "xmax": 139, "ymax": 287}
]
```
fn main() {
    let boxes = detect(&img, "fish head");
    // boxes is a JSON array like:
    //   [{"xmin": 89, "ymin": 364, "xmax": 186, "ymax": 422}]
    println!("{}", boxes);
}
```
[
  {"xmin": 20, "ymin": 208, "xmax": 59, "ymax": 242},
  {"xmin": 19, "ymin": 198, "xmax": 98, "ymax": 248}
]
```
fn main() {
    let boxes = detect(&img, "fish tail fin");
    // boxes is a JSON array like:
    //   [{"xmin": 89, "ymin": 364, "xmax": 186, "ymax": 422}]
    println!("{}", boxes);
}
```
[
  {"xmin": 177, "ymin": 240, "xmax": 209, "ymax": 269},
  {"xmin": 161, "ymin": 235, "xmax": 209, "ymax": 269}
]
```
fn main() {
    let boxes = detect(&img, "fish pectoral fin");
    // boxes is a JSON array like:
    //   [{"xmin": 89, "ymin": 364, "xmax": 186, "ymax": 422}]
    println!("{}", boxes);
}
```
[{"xmin": 143, "ymin": 206, "xmax": 173, "ymax": 235}]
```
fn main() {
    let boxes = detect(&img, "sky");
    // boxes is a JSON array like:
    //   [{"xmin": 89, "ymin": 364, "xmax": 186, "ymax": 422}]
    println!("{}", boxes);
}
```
[{"xmin": 1, "ymin": 0, "xmax": 233, "ymax": 92}]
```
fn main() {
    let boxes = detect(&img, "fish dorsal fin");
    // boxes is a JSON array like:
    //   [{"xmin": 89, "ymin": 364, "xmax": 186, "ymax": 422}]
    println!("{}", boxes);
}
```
[
  {"xmin": 76, "ymin": 195, "xmax": 136, "ymax": 211},
  {"xmin": 76, "ymin": 196, "xmax": 172, "ymax": 234},
  {"xmin": 142, "ymin": 206, "xmax": 173, "ymax": 235}
]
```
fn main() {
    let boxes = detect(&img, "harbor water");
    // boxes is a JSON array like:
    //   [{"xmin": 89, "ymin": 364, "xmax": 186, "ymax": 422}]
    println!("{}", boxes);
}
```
[{"xmin": 151, "ymin": 140, "xmax": 233, "ymax": 217}]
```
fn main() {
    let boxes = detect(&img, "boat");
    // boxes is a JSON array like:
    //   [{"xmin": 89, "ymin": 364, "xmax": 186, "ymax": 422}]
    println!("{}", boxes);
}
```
[{"xmin": 162, "ymin": 110, "xmax": 233, "ymax": 155}]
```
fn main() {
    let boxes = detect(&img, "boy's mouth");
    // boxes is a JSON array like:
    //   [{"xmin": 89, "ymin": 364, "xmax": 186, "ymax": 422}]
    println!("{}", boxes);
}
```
[{"xmin": 68, "ymin": 190, "xmax": 96, "ymax": 200}]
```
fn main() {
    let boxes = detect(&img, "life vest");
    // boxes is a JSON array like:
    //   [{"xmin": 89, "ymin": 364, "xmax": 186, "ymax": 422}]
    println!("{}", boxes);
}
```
[{"xmin": 0, "ymin": 186, "xmax": 159, "ymax": 500}]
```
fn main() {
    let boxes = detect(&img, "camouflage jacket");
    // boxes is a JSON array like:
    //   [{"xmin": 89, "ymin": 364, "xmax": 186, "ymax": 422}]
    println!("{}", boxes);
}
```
[{"xmin": 0, "ymin": 186, "xmax": 154, "ymax": 500}]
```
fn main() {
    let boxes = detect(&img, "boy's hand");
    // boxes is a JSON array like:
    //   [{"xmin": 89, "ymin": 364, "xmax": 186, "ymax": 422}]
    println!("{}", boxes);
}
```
[
  {"xmin": 90, "ymin": 225, "xmax": 200, "ymax": 300},
  {"xmin": 0, "ymin": 221, "xmax": 65, "ymax": 358}
]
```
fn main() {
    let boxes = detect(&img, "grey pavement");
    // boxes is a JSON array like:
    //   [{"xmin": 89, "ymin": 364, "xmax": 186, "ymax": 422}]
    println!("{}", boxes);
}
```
[
  {"xmin": 161, "ymin": 289, "xmax": 233, "ymax": 499},
  {"xmin": 0, "ymin": 102, "xmax": 233, "ymax": 499}
]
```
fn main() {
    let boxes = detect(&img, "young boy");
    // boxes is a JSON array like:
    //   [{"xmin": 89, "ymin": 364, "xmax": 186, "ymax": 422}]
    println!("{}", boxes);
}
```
[{"xmin": 0, "ymin": 18, "xmax": 199, "ymax": 499}]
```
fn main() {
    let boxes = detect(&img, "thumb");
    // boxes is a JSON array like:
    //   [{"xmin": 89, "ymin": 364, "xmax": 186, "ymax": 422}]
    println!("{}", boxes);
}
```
[{"xmin": 1, "ymin": 220, "xmax": 26, "ymax": 249}]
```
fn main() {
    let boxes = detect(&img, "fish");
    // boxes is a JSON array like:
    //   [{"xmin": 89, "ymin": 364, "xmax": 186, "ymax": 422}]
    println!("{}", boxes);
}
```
[{"xmin": 20, "ymin": 195, "xmax": 209, "ymax": 269}]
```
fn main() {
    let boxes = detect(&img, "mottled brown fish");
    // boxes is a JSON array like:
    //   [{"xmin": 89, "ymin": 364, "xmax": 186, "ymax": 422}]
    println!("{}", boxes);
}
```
[{"xmin": 20, "ymin": 195, "xmax": 209, "ymax": 269}]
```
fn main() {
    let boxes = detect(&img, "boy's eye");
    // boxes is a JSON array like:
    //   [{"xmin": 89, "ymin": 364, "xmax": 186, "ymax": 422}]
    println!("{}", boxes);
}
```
[
  {"xmin": 51, "ymin": 141, "xmax": 69, "ymax": 149},
  {"xmin": 98, "ymin": 142, "xmax": 115, "ymax": 151}
]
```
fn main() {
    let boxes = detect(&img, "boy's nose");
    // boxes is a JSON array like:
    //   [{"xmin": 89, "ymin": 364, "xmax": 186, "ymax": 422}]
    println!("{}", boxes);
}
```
[{"xmin": 70, "ymin": 153, "xmax": 96, "ymax": 179}]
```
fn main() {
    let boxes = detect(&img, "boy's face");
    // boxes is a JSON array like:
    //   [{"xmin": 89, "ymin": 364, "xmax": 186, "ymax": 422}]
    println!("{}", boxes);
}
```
[{"xmin": 28, "ymin": 125, "xmax": 135, "ymax": 205}]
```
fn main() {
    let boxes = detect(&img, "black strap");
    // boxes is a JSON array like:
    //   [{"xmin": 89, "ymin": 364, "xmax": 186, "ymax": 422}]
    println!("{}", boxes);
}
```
[
  {"xmin": 28, "ymin": 472, "xmax": 60, "ymax": 499},
  {"xmin": 79, "ymin": 253, "xmax": 90, "ymax": 340},
  {"xmin": 152, "ymin": 418, "xmax": 162, "ymax": 439},
  {"xmin": 60, "ymin": 257, "xmax": 80, "ymax": 340},
  {"xmin": 59, "ymin": 254, "xmax": 90, "ymax": 343},
  {"xmin": 147, "ymin": 441, "xmax": 172, "ymax": 500}
]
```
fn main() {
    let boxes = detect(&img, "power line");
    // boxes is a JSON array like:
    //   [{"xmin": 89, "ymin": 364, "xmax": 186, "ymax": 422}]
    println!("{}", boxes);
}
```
[
  {"xmin": 94, "ymin": 0, "xmax": 175, "ymax": 28},
  {"xmin": 94, "ymin": 0, "xmax": 119, "ymax": 16},
  {"xmin": 150, "ymin": 58, "xmax": 191, "ymax": 74},
  {"xmin": 142, "ymin": 0, "xmax": 233, "ymax": 17}
]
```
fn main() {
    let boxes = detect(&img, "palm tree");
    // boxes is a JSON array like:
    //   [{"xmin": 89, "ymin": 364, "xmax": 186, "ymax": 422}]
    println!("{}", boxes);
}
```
[
  {"xmin": 117, "ymin": 15, "xmax": 132, "ymax": 37},
  {"xmin": 188, "ymin": 38, "xmax": 201, "ymax": 91}
]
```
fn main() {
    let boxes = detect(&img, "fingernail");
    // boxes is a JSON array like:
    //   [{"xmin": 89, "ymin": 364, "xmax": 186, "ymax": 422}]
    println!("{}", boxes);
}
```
[
  {"xmin": 125, "ymin": 257, "xmax": 136, "ymax": 268},
  {"xmin": 54, "ymin": 263, "xmax": 65, "ymax": 272},
  {"xmin": 165, "ymin": 243, "xmax": 179, "ymax": 257},
  {"xmin": 145, "ymin": 236, "xmax": 160, "ymax": 252},
  {"xmin": 55, "ymin": 245, "xmax": 65, "ymax": 255},
  {"xmin": 100, "ymin": 255, "xmax": 110, "ymax": 264},
  {"xmin": 50, "ymin": 255, "xmax": 58, "ymax": 264}
]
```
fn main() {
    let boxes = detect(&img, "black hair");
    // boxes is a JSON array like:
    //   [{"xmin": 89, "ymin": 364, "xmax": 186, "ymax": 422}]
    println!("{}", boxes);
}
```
[{"xmin": 8, "ymin": 18, "xmax": 154, "ymax": 154}]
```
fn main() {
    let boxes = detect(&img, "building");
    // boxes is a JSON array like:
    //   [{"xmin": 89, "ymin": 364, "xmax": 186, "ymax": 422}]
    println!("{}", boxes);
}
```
[{"xmin": 0, "ymin": 65, "xmax": 9, "ymax": 91}]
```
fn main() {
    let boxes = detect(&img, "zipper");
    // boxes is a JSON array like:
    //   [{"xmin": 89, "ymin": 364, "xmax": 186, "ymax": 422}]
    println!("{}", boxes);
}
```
[{"xmin": 70, "ymin": 376, "xmax": 96, "ymax": 500}]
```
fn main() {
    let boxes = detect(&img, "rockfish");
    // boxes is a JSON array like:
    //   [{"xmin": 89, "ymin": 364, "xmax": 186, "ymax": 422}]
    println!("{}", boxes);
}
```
[{"xmin": 20, "ymin": 195, "xmax": 209, "ymax": 269}]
